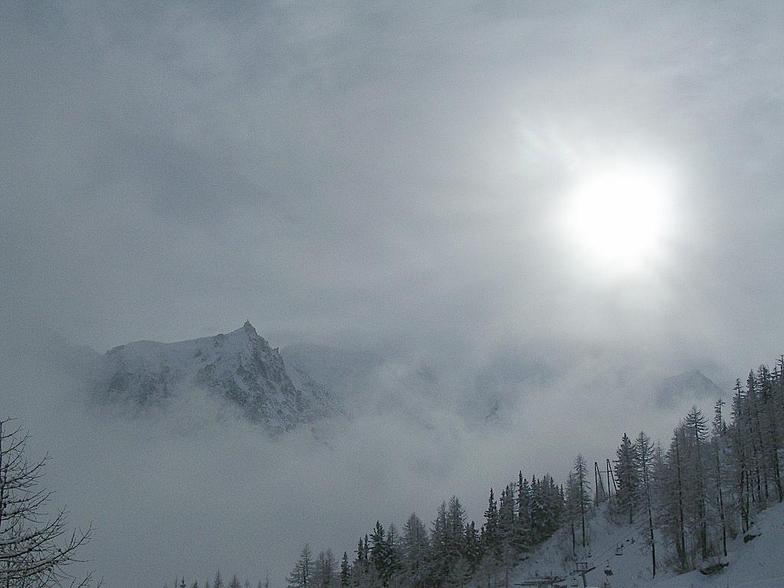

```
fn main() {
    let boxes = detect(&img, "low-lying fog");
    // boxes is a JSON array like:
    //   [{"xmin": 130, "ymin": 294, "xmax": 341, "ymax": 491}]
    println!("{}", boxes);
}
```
[{"xmin": 1, "ymin": 332, "xmax": 734, "ymax": 586}]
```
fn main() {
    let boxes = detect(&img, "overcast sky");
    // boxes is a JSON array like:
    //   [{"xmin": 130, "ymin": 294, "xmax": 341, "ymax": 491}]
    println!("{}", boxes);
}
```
[
  {"xmin": 2, "ymin": 2, "xmax": 784, "ymax": 586},
  {"xmin": 3, "ymin": 1, "xmax": 783, "ymax": 368}
]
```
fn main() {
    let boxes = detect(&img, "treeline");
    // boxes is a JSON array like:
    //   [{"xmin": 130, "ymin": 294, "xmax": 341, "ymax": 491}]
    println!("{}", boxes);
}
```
[
  {"xmin": 611, "ymin": 357, "xmax": 784, "ymax": 575},
  {"xmin": 163, "ymin": 571, "xmax": 269, "ymax": 588},
  {"xmin": 285, "ymin": 355, "xmax": 784, "ymax": 586},
  {"xmin": 287, "ymin": 473, "xmax": 567, "ymax": 588}
]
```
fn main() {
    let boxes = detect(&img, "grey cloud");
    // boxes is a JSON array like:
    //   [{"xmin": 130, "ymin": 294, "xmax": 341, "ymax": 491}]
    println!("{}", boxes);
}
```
[{"xmin": 2, "ymin": 1, "xmax": 784, "ymax": 585}]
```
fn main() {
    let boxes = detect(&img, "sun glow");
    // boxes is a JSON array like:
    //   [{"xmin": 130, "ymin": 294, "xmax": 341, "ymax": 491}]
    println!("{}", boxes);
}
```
[{"xmin": 561, "ymin": 163, "xmax": 675, "ymax": 274}]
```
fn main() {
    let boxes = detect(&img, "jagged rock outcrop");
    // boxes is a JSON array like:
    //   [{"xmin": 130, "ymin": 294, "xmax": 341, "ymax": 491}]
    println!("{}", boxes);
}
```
[{"xmin": 93, "ymin": 321, "xmax": 336, "ymax": 432}]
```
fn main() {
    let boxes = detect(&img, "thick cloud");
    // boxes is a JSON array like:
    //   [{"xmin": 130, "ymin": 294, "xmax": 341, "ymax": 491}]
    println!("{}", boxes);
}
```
[
  {"xmin": 2, "ymin": 2, "xmax": 784, "ymax": 586},
  {"xmin": 3, "ymin": 2, "xmax": 782, "ymax": 362},
  {"xmin": 0, "ymin": 334, "xmax": 701, "ymax": 587}
]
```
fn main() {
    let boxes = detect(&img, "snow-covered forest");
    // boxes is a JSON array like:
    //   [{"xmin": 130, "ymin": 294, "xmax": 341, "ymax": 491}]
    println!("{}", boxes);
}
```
[{"xmin": 270, "ymin": 356, "xmax": 784, "ymax": 587}]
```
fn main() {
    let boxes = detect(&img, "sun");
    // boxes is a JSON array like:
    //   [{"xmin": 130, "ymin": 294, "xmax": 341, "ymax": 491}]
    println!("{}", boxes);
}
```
[{"xmin": 561, "ymin": 163, "xmax": 674, "ymax": 274}]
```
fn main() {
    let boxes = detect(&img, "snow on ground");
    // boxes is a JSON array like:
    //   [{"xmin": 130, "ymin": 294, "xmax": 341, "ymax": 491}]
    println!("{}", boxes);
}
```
[{"xmin": 506, "ymin": 501, "xmax": 784, "ymax": 588}]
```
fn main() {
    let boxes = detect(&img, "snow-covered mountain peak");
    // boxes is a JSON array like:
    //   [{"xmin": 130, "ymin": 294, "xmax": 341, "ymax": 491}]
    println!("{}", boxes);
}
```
[
  {"xmin": 240, "ymin": 319, "xmax": 261, "ymax": 340},
  {"xmin": 93, "ymin": 324, "xmax": 337, "ymax": 433}
]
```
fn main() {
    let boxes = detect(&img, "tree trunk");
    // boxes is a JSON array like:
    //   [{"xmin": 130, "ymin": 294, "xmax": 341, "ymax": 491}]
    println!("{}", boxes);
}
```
[
  {"xmin": 716, "ymin": 443, "xmax": 727, "ymax": 558},
  {"xmin": 675, "ymin": 434, "xmax": 687, "ymax": 570}
]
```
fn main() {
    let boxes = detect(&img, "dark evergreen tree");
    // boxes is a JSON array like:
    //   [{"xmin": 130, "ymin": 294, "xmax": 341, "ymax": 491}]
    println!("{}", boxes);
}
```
[
  {"xmin": 287, "ymin": 544, "xmax": 314, "ymax": 588},
  {"xmin": 444, "ymin": 496, "xmax": 468, "ymax": 587},
  {"xmin": 712, "ymin": 400, "xmax": 728, "ymax": 558},
  {"xmin": 672, "ymin": 429, "xmax": 688, "ymax": 570},
  {"xmin": 614, "ymin": 433, "xmax": 640, "ymax": 524},
  {"xmin": 427, "ymin": 502, "xmax": 448, "ymax": 586},
  {"xmin": 401, "ymin": 513, "xmax": 429, "ymax": 587},
  {"xmin": 482, "ymin": 488, "xmax": 498, "ymax": 550},
  {"xmin": 573, "ymin": 455, "xmax": 591, "ymax": 549},
  {"xmin": 463, "ymin": 521, "xmax": 482, "ymax": 574},
  {"xmin": 513, "ymin": 472, "xmax": 532, "ymax": 553},
  {"xmin": 684, "ymin": 406, "xmax": 709, "ymax": 560},
  {"xmin": 731, "ymin": 378, "xmax": 752, "ymax": 532},
  {"xmin": 370, "ymin": 521, "xmax": 394, "ymax": 586},
  {"xmin": 481, "ymin": 487, "xmax": 501, "ymax": 578},
  {"xmin": 340, "ymin": 552, "xmax": 351, "ymax": 587},
  {"xmin": 313, "ymin": 549, "xmax": 337, "ymax": 587},
  {"xmin": 634, "ymin": 430, "xmax": 657, "ymax": 577},
  {"xmin": 563, "ymin": 472, "xmax": 580, "ymax": 558},
  {"xmin": 385, "ymin": 524, "xmax": 403, "ymax": 585}
]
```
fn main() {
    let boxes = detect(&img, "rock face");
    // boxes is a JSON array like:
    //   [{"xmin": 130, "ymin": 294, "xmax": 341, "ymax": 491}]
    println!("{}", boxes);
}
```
[{"xmin": 93, "ymin": 322, "xmax": 336, "ymax": 432}]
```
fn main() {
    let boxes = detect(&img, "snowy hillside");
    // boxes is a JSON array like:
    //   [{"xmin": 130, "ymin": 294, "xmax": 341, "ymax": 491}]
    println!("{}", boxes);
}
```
[
  {"xmin": 92, "ymin": 321, "xmax": 338, "ymax": 432},
  {"xmin": 506, "ymin": 501, "xmax": 784, "ymax": 588}
]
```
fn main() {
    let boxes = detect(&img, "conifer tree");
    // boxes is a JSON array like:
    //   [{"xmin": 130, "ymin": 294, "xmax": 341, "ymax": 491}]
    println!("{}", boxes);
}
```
[
  {"xmin": 401, "ymin": 513, "xmax": 429, "ymax": 587},
  {"xmin": 481, "ymin": 487, "xmax": 502, "ymax": 579},
  {"xmin": 446, "ymin": 497, "xmax": 466, "ymax": 563},
  {"xmin": 513, "ymin": 472, "xmax": 531, "ymax": 553},
  {"xmin": 672, "ymin": 429, "xmax": 688, "ymax": 570},
  {"xmin": 463, "ymin": 521, "xmax": 482, "ymax": 574},
  {"xmin": 287, "ymin": 544, "xmax": 314, "ymax": 588},
  {"xmin": 564, "ymin": 472, "xmax": 580, "ymax": 558},
  {"xmin": 747, "ymin": 371, "xmax": 765, "ymax": 505},
  {"xmin": 634, "ymin": 431, "xmax": 656, "ymax": 577},
  {"xmin": 731, "ymin": 378, "xmax": 751, "ymax": 531},
  {"xmin": 497, "ymin": 484, "xmax": 517, "ymax": 584},
  {"xmin": 370, "ymin": 521, "xmax": 393, "ymax": 586},
  {"xmin": 313, "ymin": 549, "xmax": 337, "ymax": 588},
  {"xmin": 340, "ymin": 552, "xmax": 351, "ymax": 587},
  {"xmin": 573, "ymin": 455, "xmax": 591, "ymax": 549},
  {"xmin": 428, "ymin": 502, "xmax": 448, "ymax": 585},
  {"xmin": 712, "ymin": 400, "xmax": 728, "ymax": 558},
  {"xmin": 386, "ymin": 524, "xmax": 403, "ymax": 584},
  {"xmin": 442, "ymin": 496, "xmax": 468, "ymax": 586},
  {"xmin": 614, "ymin": 433, "xmax": 640, "ymax": 524},
  {"xmin": 758, "ymin": 365, "xmax": 783, "ymax": 502},
  {"xmin": 684, "ymin": 406, "xmax": 709, "ymax": 560},
  {"xmin": 497, "ymin": 485, "xmax": 515, "ymax": 549}
]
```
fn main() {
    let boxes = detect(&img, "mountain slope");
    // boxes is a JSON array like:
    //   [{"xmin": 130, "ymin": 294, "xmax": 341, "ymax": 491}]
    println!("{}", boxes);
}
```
[
  {"xmin": 506, "ymin": 500, "xmax": 784, "ymax": 588},
  {"xmin": 655, "ymin": 369, "xmax": 724, "ymax": 408},
  {"xmin": 92, "ymin": 322, "xmax": 337, "ymax": 432}
]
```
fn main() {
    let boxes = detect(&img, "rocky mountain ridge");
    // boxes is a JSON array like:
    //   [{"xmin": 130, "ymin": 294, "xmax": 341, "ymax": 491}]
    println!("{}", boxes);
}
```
[{"xmin": 92, "ymin": 321, "xmax": 336, "ymax": 433}]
